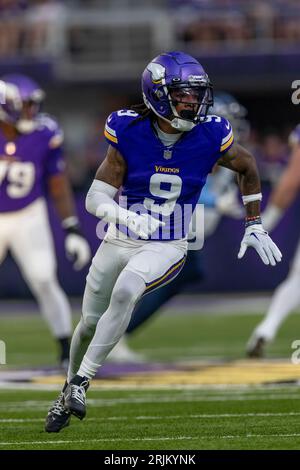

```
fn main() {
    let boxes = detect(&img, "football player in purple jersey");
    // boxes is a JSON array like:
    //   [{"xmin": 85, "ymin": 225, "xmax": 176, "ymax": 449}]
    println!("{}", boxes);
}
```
[
  {"xmin": 107, "ymin": 92, "xmax": 247, "ymax": 363},
  {"xmin": 45, "ymin": 51, "xmax": 281, "ymax": 432},
  {"xmin": 0, "ymin": 74, "xmax": 91, "ymax": 369},
  {"xmin": 247, "ymin": 124, "xmax": 300, "ymax": 357}
]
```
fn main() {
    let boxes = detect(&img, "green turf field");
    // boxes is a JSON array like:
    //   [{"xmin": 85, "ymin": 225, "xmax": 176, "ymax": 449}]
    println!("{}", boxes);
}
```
[
  {"xmin": 1, "ymin": 309, "xmax": 300, "ymax": 449},
  {"xmin": 1, "ymin": 309, "xmax": 300, "ymax": 366},
  {"xmin": 1, "ymin": 386, "xmax": 300, "ymax": 450}
]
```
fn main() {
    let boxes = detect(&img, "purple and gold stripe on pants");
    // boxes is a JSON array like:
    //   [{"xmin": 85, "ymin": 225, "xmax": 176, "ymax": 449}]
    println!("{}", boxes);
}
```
[{"xmin": 144, "ymin": 255, "xmax": 187, "ymax": 295}]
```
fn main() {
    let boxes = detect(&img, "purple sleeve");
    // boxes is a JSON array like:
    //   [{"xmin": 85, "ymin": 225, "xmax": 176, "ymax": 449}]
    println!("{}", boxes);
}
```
[
  {"xmin": 104, "ymin": 109, "xmax": 139, "ymax": 152},
  {"xmin": 104, "ymin": 112, "xmax": 120, "ymax": 150},
  {"xmin": 219, "ymin": 117, "xmax": 234, "ymax": 155}
]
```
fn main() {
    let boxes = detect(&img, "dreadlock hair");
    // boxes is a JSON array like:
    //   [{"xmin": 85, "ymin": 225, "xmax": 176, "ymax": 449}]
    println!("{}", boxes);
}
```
[{"xmin": 129, "ymin": 103, "xmax": 154, "ymax": 125}]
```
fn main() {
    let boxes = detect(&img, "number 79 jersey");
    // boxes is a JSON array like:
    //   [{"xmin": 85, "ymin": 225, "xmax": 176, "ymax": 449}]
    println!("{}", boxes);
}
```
[
  {"xmin": 0, "ymin": 115, "xmax": 65, "ymax": 213},
  {"xmin": 104, "ymin": 109, "xmax": 234, "ymax": 240}
]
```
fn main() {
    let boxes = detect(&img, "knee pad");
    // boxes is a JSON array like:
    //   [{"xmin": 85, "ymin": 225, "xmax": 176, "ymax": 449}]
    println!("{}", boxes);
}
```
[
  {"xmin": 82, "ymin": 312, "xmax": 99, "ymax": 331},
  {"xmin": 112, "ymin": 285, "xmax": 137, "ymax": 307}
]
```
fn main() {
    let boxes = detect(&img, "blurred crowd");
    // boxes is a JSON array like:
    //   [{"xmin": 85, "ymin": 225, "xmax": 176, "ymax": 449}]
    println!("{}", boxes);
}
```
[
  {"xmin": 173, "ymin": 0, "xmax": 300, "ymax": 48},
  {"xmin": 0, "ymin": 0, "xmax": 67, "ymax": 58},
  {"xmin": 2, "ymin": 0, "xmax": 300, "ymax": 58}
]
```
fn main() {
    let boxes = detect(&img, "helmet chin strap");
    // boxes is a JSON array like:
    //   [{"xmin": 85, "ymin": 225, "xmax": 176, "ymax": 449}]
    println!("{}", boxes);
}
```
[
  {"xmin": 171, "ymin": 118, "xmax": 196, "ymax": 132},
  {"xmin": 143, "ymin": 96, "xmax": 197, "ymax": 132}
]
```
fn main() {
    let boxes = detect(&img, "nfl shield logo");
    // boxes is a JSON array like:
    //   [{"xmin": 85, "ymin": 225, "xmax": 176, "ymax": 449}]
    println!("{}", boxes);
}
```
[{"xmin": 163, "ymin": 149, "xmax": 172, "ymax": 160}]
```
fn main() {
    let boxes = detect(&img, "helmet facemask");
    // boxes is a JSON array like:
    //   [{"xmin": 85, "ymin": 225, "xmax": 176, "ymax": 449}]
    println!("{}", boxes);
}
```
[
  {"xmin": 144, "ymin": 79, "xmax": 213, "ymax": 132},
  {"xmin": 167, "ymin": 83, "xmax": 213, "ymax": 131}
]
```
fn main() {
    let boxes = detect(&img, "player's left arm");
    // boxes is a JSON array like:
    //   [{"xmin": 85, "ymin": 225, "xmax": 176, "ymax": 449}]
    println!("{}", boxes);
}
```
[
  {"xmin": 48, "ymin": 172, "xmax": 91, "ymax": 271},
  {"xmin": 217, "ymin": 142, "xmax": 261, "ymax": 217},
  {"xmin": 217, "ymin": 142, "xmax": 282, "ymax": 266}
]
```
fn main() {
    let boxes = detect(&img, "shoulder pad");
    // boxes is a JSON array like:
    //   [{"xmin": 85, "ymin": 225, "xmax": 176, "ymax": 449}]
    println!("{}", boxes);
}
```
[
  {"xmin": 204, "ymin": 115, "xmax": 234, "ymax": 153},
  {"xmin": 104, "ymin": 109, "xmax": 139, "ymax": 146}
]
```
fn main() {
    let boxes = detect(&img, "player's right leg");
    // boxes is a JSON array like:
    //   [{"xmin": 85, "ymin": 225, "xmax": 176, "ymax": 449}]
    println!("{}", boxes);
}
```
[
  {"xmin": 46, "ymin": 240, "xmax": 126, "ymax": 432},
  {"xmin": 247, "ymin": 238, "xmax": 300, "ymax": 357},
  {"xmin": 45, "ymin": 381, "xmax": 70, "ymax": 433}
]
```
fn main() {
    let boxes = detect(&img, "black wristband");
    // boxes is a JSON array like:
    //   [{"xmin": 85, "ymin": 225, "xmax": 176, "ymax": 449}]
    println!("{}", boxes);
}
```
[
  {"xmin": 65, "ymin": 225, "xmax": 81, "ymax": 236},
  {"xmin": 62, "ymin": 216, "xmax": 81, "ymax": 235}
]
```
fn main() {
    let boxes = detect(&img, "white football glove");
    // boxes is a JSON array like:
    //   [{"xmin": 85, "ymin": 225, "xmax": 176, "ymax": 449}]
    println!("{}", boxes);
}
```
[
  {"xmin": 238, "ymin": 223, "xmax": 282, "ymax": 266},
  {"xmin": 215, "ymin": 187, "xmax": 245, "ymax": 219},
  {"xmin": 126, "ymin": 212, "xmax": 165, "ymax": 240},
  {"xmin": 65, "ymin": 233, "xmax": 91, "ymax": 271}
]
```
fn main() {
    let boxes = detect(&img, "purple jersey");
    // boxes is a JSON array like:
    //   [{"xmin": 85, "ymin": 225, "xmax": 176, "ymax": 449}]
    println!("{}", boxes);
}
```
[
  {"xmin": 104, "ymin": 109, "xmax": 234, "ymax": 240},
  {"xmin": 0, "ymin": 114, "xmax": 65, "ymax": 213}
]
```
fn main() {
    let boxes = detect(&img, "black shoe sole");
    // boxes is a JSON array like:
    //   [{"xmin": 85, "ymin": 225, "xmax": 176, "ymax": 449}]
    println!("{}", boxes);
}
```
[
  {"xmin": 246, "ymin": 338, "xmax": 266, "ymax": 359},
  {"xmin": 45, "ymin": 416, "xmax": 71, "ymax": 433}
]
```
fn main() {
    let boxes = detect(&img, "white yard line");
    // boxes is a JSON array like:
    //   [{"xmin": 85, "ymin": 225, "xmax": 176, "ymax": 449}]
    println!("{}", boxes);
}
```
[
  {"xmin": 0, "ymin": 436, "xmax": 193, "ymax": 446},
  {"xmin": 1, "ymin": 411, "xmax": 300, "ymax": 423},
  {"xmin": 1, "ymin": 433, "xmax": 300, "ymax": 446},
  {"xmin": 1, "ymin": 393, "xmax": 300, "ymax": 412}
]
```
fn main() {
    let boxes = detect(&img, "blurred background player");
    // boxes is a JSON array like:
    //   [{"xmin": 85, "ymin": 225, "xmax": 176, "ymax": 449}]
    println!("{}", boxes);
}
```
[
  {"xmin": 247, "ymin": 123, "xmax": 300, "ymax": 357},
  {"xmin": 0, "ymin": 74, "xmax": 91, "ymax": 368},
  {"xmin": 108, "ymin": 92, "xmax": 248, "ymax": 363}
]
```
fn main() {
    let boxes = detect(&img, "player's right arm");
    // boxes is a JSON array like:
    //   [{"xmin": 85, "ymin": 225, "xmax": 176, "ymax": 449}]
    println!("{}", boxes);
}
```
[
  {"xmin": 263, "ymin": 143, "xmax": 300, "ymax": 231},
  {"xmin": 86, "ymin": 144, "xmax": 164, "ymax": 239},
  {"xmin": 94, "ymin": 144, "xmax": 126, "ymax": 189}
]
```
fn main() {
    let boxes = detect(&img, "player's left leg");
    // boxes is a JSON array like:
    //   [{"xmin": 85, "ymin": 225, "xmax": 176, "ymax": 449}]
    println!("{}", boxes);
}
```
[
  {"xmin": 127, "ymin": 249, "xmax": 203, "ymax": 334},
  {"xmin": 10, "ymin": 199, "xmax": 72, "ymax": 366},
  {"xmin": 107, "ymin": 250, "xmax": 202, "ymax": 362},
  {"xmin": 64, "ymin": 242, "xmax": 186, "ymax": 419},
  {"xmin": 247, "ymin": 238, "xmax": 300, "ymax": 357}
]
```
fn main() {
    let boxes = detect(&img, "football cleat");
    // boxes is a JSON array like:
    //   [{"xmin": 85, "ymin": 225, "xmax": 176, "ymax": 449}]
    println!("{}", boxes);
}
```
[
  {"xmin": 64, "ymin": 375, "xmax": 89, "ymax": 420},
  {"xmin": 246, "ymin": 336, "xmax": 266, "ymax": 358},
  {"xmin": 45, "ymin": 390, "xmax": 71, "ymax": 433}
]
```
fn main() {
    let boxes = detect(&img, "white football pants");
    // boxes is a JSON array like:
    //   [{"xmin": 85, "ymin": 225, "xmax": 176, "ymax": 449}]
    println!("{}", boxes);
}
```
[{"xmin": 68, "ymin": 237, "xmax": 186, "ymax": 380}]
